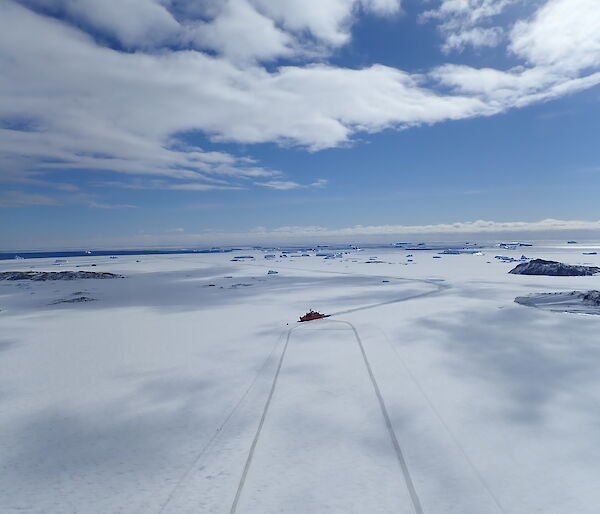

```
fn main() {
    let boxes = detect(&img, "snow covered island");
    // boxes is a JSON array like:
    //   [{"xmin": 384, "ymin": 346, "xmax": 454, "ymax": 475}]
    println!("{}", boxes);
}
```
[{"xmin": 515, "ymin": 290, "xmax": 600, "ymax": 315}]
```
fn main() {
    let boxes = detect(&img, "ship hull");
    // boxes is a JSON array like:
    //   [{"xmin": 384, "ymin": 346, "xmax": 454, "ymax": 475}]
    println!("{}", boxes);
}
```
[{"xmin": 298, "ymin": 314, "xmax": 330, "ymax": 322}]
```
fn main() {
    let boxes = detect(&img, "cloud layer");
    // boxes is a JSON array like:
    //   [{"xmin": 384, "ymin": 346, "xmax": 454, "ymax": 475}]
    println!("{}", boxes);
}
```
[
  {"xmin": 5, "ymin": 218, "xmax": 600, "ymax": 250},
  {"xmin": 245, "ymin": 218, "xmax": 600, "ymax": 239},
  {"xmin": 1, "ymin": 0, "xmax": 600, "ymax": 197}
]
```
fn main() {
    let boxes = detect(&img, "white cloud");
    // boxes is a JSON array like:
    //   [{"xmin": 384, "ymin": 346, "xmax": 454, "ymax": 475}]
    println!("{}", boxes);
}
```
[
  {"xmin": 186, "ymin": 0, "xmax": 296, "ymax": 64},
  {"xmin": 250, "ymin": 0, "xmax": 402, "ymax": 49},
  {"xmin": 263, "ymin": 218, "xmax": 600, "ymax": 237},
  {"xmin": 0, "ymin": 190, "xmax": 60, "ymax": 207},
  {"xmin": 2, "ymin": 0, "xmax": 600, "ymax": 198},
  {"xmin": 0, "ymin": 3, "xmax": 286, "ymax": 189},
  {"xmin": 256, "ymin": 180, "xmax": 304, "ymax": 190},
  {"xmin": 88, "ymin": 201, "xmax": 136, "ymax": 209},
  {"xmin": 0, "ymin": 0, "xmax": 486, "ymax": 185},
  {"xmin": 18, "ymin": 0, "xmax": 402, "ymax": 62},
  {"xmin": 442, "ymin": 26, "xmax": 504, "ymax": 53},
  {"xmin": 255, "ymin": 178, "xmax": 328, "ymax": 190},
  {"xmin": 167, "ymin": 183, "xmax": 242, "ymax": 191},
  {"xmin": 431, "ymin": 0, "xmax": 600, "ymax": 111},
  {"xmin": 422, "ymin": 0, "xmax": 518, "ymax": 26},
  {"xmin": 432, "ymin": 64, "xmax": 600, "ymax": 110},
  {"xmin": 421, "ymin": 0, "xmax": 520, "ymax": 52},
  {"xmin": 310, "ymin": 179, "xmax": 328, "ymax": 188},
  {"xmin": 510, "ymin": 0, "xmax": 600, "ymax": 71},
  {"xmin": 7, "ymin": 218, "xmax": 600, "ymax": 249},
  {"xmin": 19, "ymin": 0, "xmax": 181, "ymax": 48}
]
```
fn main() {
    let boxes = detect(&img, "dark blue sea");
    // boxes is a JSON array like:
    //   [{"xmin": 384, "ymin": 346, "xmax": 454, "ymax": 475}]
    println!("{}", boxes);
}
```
[
  {"xmin": 0, "ymin": 248, "xmax": 236, "ymax": 261},
  {"xmin": 0, "ymin": 242, "xmax": 483, "ymax": 261}
]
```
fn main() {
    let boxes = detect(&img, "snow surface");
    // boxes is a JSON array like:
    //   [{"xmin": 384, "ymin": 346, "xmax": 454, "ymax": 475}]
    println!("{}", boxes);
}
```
[{"xmin": 1, "ymin": 245, "xmax": 600, "ymax": 513}]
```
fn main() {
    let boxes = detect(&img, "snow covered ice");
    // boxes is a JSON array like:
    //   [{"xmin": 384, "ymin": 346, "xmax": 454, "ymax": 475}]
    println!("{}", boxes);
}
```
[{"xmin": 1, "ymin": 244, "xmax": 600, "ymax": 513}]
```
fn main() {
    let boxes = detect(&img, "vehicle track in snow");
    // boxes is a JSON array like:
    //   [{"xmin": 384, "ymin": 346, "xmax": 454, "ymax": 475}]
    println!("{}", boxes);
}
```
[
  {"xmin": 157, "ymin": 330, "xmax": 287, "ymax": 514},
  {"xmin": 160, "ymin": 263, "xmax": 448, "ymax": 513},
  {"xmin": 229, "ymin": 319, "xmax": 424, "ymax": 514},
  {"xmin": 243, "ymin": 261, "xmax": 450, "ymax": 317},
  {"xmin": 329, "ymin": 282, "xmax": 447, "ymax": 317},
  {"xmin": 376, "ymin": 327, "xmax": 508, "ymax": 514}
]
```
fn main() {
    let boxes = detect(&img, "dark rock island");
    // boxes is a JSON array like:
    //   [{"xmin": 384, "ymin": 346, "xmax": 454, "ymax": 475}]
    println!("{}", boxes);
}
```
[
  {"xmin": 509, "ymin": 259, "xmax": 600, "ymax": 276},
  {"xmin": 0, "ymin": 271, "xmax": 123, "ymax": 281}
]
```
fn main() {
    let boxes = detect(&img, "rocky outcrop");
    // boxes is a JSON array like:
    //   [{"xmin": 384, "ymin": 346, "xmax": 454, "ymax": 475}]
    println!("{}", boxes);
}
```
[
  {"xmin": 515, "ymin": 290, "xmax": 600, "ymax": 315},
  {"xmin": 581, "ymin": 290, "xmax": 600, "ymax": 305},
  {"xmin": 0, "ymin": 271, "xmax": 123, "ymax": 281},
  {"xmin": 51, "ymin": 296, "xmax": 97, "ymax": 304},
  {"xmin": 509, "ymin": 259, "xmax": 600, "ymax": 276}
]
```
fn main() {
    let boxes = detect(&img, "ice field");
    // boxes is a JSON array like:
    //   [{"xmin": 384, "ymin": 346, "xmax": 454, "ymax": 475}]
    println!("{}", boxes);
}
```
[{"xmin": 1, "ymin": 244, "xmax": 600, "ymax": 513}]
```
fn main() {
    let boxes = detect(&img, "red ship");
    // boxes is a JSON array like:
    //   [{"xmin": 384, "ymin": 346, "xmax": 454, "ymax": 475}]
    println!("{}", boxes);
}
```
[{"xmin": 298, "ymin": 310, "xmax": 330, "ymax": 322}]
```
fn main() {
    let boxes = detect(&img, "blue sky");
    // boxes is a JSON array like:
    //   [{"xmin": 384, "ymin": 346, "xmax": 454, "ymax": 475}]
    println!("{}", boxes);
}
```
[{"xmin": 1, "ymin": 0, "xmax": 600, "ymax": 249}]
